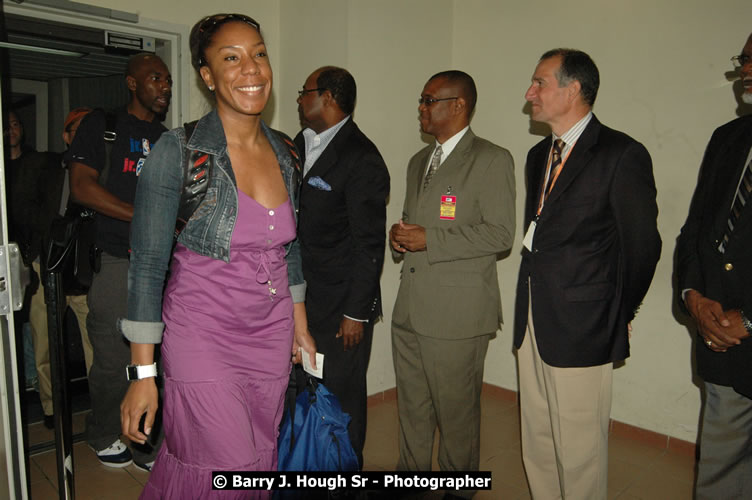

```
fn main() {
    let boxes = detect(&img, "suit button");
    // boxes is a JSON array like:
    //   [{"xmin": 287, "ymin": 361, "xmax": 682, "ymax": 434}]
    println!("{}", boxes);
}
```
[
  {"xmin": 410, "ymin": 267, "xmax": 415, "ymax": 273},
  {"xmin": 724, "ymin": 263, "xmax": 734, "ymax": 271}
]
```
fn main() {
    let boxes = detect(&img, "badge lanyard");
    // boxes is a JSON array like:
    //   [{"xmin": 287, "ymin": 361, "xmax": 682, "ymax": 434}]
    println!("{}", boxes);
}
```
[
  {"xmin": 523, "ymin": 140, "xmax": 576, "ymax": 252},
  {"xmin": 536, "ymin": 140, "xmax": 576, "ymax": 216}
]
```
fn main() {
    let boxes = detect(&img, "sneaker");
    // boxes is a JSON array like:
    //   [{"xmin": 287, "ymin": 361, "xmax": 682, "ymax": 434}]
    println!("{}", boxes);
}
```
[
  {"xmin": 90, "ymin": 440, "xmax": 133, "ymax": 468},
  {"xmin": 133, "ymin": 460, "xmax": 154, "ymax": 473}
]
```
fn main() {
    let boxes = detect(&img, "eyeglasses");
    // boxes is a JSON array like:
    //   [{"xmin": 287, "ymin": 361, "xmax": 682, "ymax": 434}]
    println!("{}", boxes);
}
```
[
  {"xmin": 731, "ymin": 54, "xmax": 751, "ymax": 68},
  {"xmin": 419, "ymin": 96, "xmax": 458, "ymax": 106},
  {"xmin": 298, "ymin": 87, "xmax": 326, "ymax": 97}
]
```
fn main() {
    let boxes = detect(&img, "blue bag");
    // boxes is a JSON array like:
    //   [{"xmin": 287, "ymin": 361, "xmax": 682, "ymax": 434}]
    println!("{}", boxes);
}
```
[{"xmin": 277, "ymin": 377, "xmax": 359, "ymax": 472}]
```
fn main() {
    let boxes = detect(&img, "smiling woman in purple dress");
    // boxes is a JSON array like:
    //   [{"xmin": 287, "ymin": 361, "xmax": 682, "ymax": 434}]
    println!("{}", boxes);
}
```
[{"xmin": 118, "ymin": 13, "xmax": 317, "ymax": 499}]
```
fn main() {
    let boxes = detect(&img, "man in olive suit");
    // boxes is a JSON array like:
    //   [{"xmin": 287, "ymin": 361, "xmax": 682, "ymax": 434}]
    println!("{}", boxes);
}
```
[{"xmin": 389, "ymin": 70, "xmax": 515, "ymax": 490}]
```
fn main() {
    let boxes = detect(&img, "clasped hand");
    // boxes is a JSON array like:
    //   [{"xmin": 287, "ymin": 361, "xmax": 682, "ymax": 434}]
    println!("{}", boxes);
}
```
[
  {"xmin": 686, "ymin": 290, "xmax": 750, "ymax": 352},
  {"xmin": 389, "ymin": 220, "xmax": 427, "ymax": 253}
]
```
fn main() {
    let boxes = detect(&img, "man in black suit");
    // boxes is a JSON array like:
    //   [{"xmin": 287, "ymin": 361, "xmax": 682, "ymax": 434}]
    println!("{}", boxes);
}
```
[
  {"xmin": 514, "ymin": 49, "xmax": 661, "ymax": 499},
  {"xmin": 295, "ymin": 66, "xmax": 390, "ymax": 467},
  {"xmin": 677, "ymin": 32, "xmax": 752, "ymax": 500}
]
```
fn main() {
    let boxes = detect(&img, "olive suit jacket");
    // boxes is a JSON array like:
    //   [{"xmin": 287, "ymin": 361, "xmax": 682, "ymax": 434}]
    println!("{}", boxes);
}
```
[{"xmin": 392, "ymin": 128, "xmax": 516, "ymax": 338}]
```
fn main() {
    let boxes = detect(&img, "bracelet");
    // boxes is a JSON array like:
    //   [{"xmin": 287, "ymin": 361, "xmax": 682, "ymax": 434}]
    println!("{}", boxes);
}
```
[
  {"xmin": 740, "ymin": 310, "xmax": 752, "ymax": 335},
  {"xmin": 125, "ymin": 362, "xmax": 158, "ymax": 381}
]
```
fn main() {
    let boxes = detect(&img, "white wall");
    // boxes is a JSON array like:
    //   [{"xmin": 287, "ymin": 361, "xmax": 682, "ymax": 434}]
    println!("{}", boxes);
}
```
[
  {"xmin": 76, "ymin": 0, "xmax": 752, "ymax": 443},
  {"xmin": 277, "ymin": 0, "xmax": 457, "ymax": 396},
  {"xmin": 448, "ymin": 0, "xmax": 751, "ymax": 443}
]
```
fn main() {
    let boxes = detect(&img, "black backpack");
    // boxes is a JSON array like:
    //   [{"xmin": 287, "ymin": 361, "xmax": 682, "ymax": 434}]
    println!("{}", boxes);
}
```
[{"xmin": 45, "ymin": 111, "xmax": 117, "ymax": 294}]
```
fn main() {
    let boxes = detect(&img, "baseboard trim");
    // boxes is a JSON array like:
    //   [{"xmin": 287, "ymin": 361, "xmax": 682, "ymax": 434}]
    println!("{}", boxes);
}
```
[
  {"xmin": 367, "ymin": 387, "xmax": 397, "ymax": 407},
  {"xmin": 368, "ymin": 383, "xmax": 697, "ymax": 458}
]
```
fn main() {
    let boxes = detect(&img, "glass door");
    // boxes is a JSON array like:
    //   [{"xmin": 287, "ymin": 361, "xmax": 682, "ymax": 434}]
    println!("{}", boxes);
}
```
[{"xmin": 0, "ymin": 80, "xmax": 31, "ymax": 499}]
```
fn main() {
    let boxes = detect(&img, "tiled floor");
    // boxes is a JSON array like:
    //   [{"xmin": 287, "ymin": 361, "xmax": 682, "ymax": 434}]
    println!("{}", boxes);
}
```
[{"xmin": 26, "ymin": 387, "xmax": 695, "ymax": 499}]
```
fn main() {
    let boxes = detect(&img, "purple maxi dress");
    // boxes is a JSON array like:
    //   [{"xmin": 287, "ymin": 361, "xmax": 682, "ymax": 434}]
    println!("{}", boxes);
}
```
[{"xmin": 141, "ymin": 191, "xmax": 296, "ymax": 499}]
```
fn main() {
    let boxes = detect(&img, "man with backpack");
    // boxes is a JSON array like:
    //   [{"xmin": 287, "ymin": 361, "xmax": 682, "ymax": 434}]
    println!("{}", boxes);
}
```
[{"xmin": 69, "ymin": 53, "xmax": 172, "ymax": 470}]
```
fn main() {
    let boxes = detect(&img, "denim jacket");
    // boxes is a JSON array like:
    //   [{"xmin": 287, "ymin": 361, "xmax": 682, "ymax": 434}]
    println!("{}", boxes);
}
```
[{"xmin": 119, "ymin": 109, "xmax": 304, "ymax": 344}]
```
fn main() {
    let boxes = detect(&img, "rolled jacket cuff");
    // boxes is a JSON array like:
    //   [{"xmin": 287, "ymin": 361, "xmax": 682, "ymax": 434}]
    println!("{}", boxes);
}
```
[
  {"xmin": 290, "ymin": 282, "xmax": 306, "ymax": 304},
  {"xmin": 118, "ymin": 318, "xmax": 165, "ymax": 344}
]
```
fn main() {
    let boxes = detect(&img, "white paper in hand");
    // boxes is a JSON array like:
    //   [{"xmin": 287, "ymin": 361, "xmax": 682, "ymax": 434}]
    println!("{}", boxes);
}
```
[{"xmin": 302, "ymin": 350, "xmax": 324, "ymax": 379}]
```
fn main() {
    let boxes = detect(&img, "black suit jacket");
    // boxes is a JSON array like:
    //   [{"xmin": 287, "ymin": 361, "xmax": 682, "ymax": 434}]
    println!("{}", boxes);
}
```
[
  {"xmin": 7, "ymin": 151, "xmax": 64, "ymax": 265},
  {"xmin": 514, "ymin": 115, "xmax": 661, "ymax": 367},
  {"xmin": 295, "ymin": 118, "xmax": 390, "ymax": 331},
  {"xmin": 677, "ymin": 114, "xmax": 752, "ymax": 398}
]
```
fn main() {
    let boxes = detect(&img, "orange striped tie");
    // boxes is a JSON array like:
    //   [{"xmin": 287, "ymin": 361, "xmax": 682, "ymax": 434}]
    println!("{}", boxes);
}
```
[{"xmin": 543, "ymin": 139, "xmax": 564, "ymax": 199}]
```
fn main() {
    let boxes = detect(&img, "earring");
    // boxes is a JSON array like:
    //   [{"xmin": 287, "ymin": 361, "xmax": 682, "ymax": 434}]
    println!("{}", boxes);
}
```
[{"xmin": 208, "ymin": 85, "xmax": 214, "ymax": 91}]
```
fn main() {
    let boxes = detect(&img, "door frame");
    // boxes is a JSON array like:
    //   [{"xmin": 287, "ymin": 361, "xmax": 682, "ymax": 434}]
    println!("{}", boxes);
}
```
[{"xmin": 0, "ymin": 1, "xmax": 189, "ymax": 497}]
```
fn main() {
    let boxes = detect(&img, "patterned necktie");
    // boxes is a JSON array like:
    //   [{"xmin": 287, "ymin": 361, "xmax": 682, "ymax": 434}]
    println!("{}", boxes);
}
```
[
  {"xmin": 543, "ymin": 139, "xmax": 564, "ymax": 199},
  {"xmin": 423, "ymin": 145, "xmax": 443, "ymax": 190},
  {"xmin": 718, "ymin": 155, "xmax": 752, "ymax": 253}
]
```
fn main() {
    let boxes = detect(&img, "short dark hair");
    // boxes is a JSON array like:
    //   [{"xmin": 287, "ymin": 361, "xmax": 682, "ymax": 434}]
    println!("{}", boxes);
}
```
[
  {"xmin": 5, "ymin": 109, "xmax": 22, "ymax": 133},
  {"xmin": 316, "ymin": 66, "xmax": 356, "ymax": 115},
  {"xmin": 4, "ymin": 109, "xmax": 26, "ymax": 148},
  {"xmin": 540, "ymin": 48, "xmax": 600, "ymax": 106},
  {"xmin": 126, "ymin": 53, "xmax": 155, "ymax": 77},
  {"xmin": 189, "ymin": 13, "xmax": 262, "ymax": 72},
  {"xmin": 6, "ymin": 109, "xmax": 20, "ymax": 125},
  {"xmin": 428, "ymin": 70, "xmax": 477, "ymax": 115}
]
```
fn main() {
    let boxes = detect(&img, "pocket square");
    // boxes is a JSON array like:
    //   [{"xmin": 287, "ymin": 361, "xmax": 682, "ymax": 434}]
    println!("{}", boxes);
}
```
[{"xmin": 308, "ymin": 176, "xmax": 332, "ymax": 191}]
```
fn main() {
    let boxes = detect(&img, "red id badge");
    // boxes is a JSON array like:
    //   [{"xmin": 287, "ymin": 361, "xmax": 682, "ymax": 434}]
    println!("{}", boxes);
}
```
[{"xmin": 440, "ymin": 195, "xmax": 457, "ymax": 220}]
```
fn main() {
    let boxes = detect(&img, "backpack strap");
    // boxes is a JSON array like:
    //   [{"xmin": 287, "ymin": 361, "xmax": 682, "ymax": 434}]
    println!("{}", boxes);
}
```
[
  {"xmin": 174, "ymin": 120, "xmax": 211, "ymax": 240},
  {"xmin": 78, "ymin": 110, "xmax": 115, "ymax": 220},
  {"xmin": 100, "ymin": 110, "xmax": 117, "ymax": 187},
  {"xmin": 104, "ymin": 111, "xmax": 117, "ymax": 142},
  {"xmin": 172, "ymin": 126, "xmax": 299, "ymax": 241}
]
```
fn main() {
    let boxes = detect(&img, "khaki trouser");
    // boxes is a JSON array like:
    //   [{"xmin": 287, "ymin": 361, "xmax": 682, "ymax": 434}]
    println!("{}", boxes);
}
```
[
  {"xmin": 518, "ymin": 288, "xmax": 612, "ymax": 500},
  {"xmin": 29, "ymin": 261, "xmax": 93, "ymax": 416}
]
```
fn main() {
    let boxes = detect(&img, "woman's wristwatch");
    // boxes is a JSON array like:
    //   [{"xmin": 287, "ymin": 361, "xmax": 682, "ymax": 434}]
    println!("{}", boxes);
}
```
[
  {"xmin": 126, "ymin": 362, "xmax": 158, "ymax": 381},
  {"xmin": 740, "ymin": 310, "xmax": 752, "ymax": 335}
]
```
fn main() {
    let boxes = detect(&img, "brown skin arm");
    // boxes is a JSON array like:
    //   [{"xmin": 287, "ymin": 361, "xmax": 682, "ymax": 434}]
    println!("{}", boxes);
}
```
[
  {"xmin": 685, "ymin": 289, "xmax": 749, "ymax": 352},
  {"xmin": 292, "ymin": 302, "xmax": 317, "ymax": 368},
  {"xmin": 336, "ymin": 317, "xmax": 364, "ymax": 350},
  {"xmin": 70, "ymin": 162, "xmax": 134, "ymax": 221},
  {"xmin": 389, "ymin": 220, "xmax": 427, "ymax": 253},
  {"xmin": 120, "ymin": 343, "xmax": 157, "ymax": 444}
]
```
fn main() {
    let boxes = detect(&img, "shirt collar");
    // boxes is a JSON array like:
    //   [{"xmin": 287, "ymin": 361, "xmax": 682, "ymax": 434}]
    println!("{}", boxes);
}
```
[
  {"xmin": 434, "ymin": 125, "xmax": 470, "ymax": 163},
  {"xmin": 553, "ymin": 111, "xmax": 592, "ymax": 149},
  {"xmin": 302, "ymin": 115, "xmax": 350, "ymax": 152}
]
